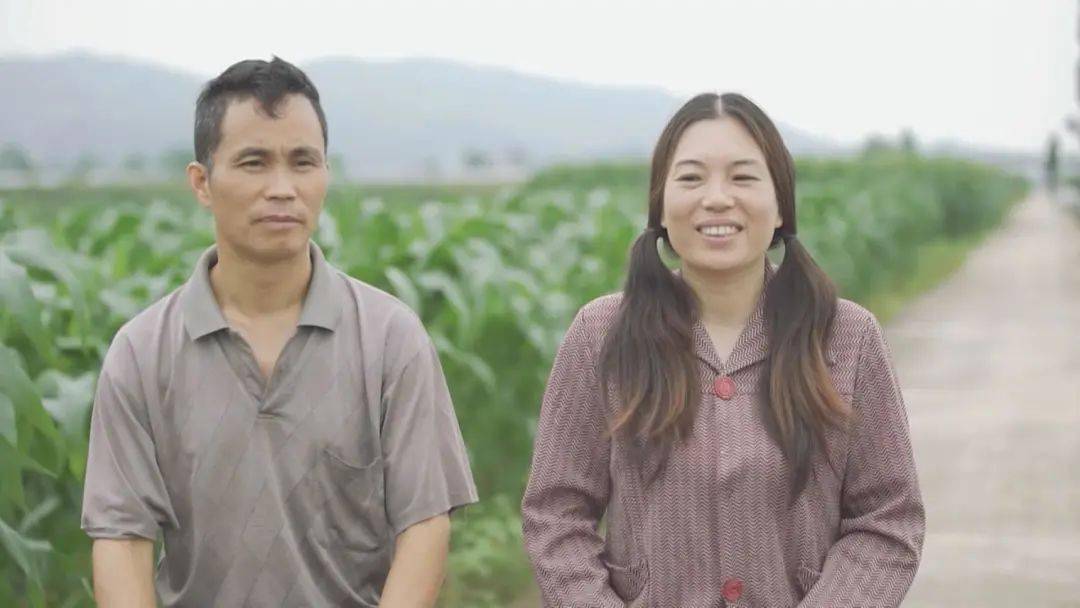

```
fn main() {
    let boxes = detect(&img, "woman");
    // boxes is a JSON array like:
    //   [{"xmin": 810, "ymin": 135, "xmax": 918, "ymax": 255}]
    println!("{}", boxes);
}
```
[{"xmin": 521, "ymin": 92, "xmax": 924, "ymax": 607}]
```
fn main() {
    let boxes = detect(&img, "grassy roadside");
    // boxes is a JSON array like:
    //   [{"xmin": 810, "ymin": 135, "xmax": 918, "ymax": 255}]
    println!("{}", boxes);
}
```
[
  {"xmin": 861, "ymin": 235, "xmax": 981, "ymax": 325},
  {"xmin": 860, "ymin": 204, "xmax": 1016, "ymax": 325}
]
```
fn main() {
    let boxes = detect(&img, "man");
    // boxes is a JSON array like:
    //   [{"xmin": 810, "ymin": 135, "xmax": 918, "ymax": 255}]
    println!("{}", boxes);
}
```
[{"xmin": 81, "ymin": 57, "xmax": 478, "ymax": 607}]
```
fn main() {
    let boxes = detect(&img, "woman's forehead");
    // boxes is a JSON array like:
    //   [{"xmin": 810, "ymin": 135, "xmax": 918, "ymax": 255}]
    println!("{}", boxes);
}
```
[{"xmin": 672, "ymin": 117, "xmax": 764, "ymax": 165}]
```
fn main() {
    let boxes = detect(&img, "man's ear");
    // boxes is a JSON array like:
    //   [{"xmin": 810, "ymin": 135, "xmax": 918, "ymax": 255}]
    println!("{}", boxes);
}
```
[{"xmin": 187, "ymin": 161, "xmax": 212, "ymax": 210}]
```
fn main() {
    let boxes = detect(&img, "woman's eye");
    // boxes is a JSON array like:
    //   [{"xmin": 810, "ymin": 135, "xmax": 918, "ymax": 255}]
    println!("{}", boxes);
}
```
[
  {"xmin": 676, "ymin": 174, "xmax": 701, "ymax": 182},
  {"xmin": 734, "ymin": 175, "xmax": 758, "ymax": 181}
]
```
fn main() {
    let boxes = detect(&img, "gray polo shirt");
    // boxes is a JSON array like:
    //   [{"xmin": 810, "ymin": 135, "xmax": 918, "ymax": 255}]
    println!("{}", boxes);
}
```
[{"xmin": 81, "ymin": 241, "xmax": 479, "ymax": 607}]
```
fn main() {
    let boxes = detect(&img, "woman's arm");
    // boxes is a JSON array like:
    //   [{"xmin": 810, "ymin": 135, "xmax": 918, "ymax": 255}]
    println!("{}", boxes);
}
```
[
  {"xmin": 521, "ymin": 307, "xmax": 626, "ymax": 608},
  {"xmin": 798, "ymin": 313, "xmax": 926, "ymax": 607},
  {"xmin": 92, "ymin": 538, "xmax": 157, "ymax": 608}
]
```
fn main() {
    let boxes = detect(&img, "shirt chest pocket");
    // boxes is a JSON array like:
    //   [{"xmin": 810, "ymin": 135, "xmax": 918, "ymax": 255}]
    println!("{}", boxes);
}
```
[
  {"xmin": 315, "ymin": 447, "xmax": 389, "ymax": 553},
  {"xmin": 307, "ymin": 377, "xmax": 390, "ymax": 553}
]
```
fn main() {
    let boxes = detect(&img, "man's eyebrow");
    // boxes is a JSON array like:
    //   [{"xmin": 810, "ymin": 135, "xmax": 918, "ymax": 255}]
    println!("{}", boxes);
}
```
[
  {"xmin": 290, "ymin": 146, "xmax": 324, "ymax": 158},
  {"xmin": 231, "ymin": 146, "xmax": 271, "ymax": 161}
]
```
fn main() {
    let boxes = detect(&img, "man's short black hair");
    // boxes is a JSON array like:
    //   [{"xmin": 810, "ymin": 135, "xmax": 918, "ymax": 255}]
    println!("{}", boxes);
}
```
[{"xmin": 194, "ymin": 56, "xmax": 328, "ymax": 169}]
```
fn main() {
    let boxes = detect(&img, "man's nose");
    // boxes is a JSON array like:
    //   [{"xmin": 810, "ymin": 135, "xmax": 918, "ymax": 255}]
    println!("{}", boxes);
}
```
[{"xmin": 265, "ymin": 167, "xmax": 298, "ymax": 201}]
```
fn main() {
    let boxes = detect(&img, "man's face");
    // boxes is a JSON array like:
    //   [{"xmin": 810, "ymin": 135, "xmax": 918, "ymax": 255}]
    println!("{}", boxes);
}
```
[{"xmin": 191, "ymin": 94, "xmax": 329, "ymax": 264}]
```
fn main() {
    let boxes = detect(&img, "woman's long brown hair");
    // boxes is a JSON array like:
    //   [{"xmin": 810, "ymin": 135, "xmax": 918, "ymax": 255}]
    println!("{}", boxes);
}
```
[{"xmin": 598, "ymin": 92, "xmax": 850, "ymax": 496}]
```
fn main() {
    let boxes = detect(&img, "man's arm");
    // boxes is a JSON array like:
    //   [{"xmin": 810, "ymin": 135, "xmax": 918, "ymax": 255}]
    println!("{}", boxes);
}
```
[
  {"xmin": 378, "ymin": 513, "xmax": 451, "ymax": 608},
  {"xmin": 82, "ymin": 334, "xmax": 176, "ymax": 606},
  {"xmin": 92, "ymin": 538, "xmax": 156, "ymax": 608},
  {"xmin": 376, "ymin": 311, "xmax": 478, "ymax": 605}
]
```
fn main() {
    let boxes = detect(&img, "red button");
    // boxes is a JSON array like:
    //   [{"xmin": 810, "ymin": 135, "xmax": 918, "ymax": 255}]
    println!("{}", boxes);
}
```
[
  {"xmin": 713, "ymin": 376, "xmax": 736, "ymax": 400},
  {"xmin": 722, "ymin": 578, "xmax": 744, "ymax": 602}
]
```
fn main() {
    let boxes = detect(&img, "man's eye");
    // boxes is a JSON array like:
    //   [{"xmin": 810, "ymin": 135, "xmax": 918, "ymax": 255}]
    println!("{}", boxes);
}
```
[{"xmin": 240, "ymin": 160, "xmax": 263, "ymax": 168}]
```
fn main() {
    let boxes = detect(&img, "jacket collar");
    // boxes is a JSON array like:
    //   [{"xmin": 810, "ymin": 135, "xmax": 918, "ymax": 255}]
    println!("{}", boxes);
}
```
[{"xmin": 689, "ymin": 257, "xmax": 778, "ymax": 376}]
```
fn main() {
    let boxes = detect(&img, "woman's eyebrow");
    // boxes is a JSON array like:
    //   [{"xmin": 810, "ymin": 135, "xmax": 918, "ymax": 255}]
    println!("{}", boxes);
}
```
[
  {"xmin": 672, "ymin": 158, "xmax": 706, "ymax": 169},
  {"xmin": 672, "ymin": 158, "xmax": 762, "ymax": 170}
]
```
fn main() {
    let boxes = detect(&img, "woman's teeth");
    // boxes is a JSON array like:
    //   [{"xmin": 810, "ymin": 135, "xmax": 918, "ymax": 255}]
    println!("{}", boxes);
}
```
[{"xmin": 699, "ymin": 225, "xmax": 741, "ymax": 236}]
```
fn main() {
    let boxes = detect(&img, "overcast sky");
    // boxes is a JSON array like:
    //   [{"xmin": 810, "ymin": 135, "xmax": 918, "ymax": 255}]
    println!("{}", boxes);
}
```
[{"xmin": 0, "ymin": 0, "xmax": 1074, "ymax": 153}]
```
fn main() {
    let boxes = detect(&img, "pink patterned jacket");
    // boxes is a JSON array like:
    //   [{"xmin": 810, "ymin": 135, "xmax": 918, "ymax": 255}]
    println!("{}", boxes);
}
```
[{"xmin": 521, "ymin": 262, "xmax": 925, "ymax": 607}]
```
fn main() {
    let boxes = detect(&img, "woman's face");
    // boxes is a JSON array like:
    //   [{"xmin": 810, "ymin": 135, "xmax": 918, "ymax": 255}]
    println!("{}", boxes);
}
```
[{"xmin": 661, "ymin": 114, "xmax": 783, "ymax": 277}]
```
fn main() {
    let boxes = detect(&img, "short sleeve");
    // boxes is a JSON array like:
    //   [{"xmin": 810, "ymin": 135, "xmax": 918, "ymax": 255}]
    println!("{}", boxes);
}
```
[
  {"xmin": 81, "ymin": 333, "xmax": 177, "ymax": 540},
  {"xmin": 380, "ymin": 329, "xmax": 479, "ymax": 536}
]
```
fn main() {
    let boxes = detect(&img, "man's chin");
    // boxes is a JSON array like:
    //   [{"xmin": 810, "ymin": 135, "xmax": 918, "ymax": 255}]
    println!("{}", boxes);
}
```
[{"xmin": 232, "ymin": 236, "xmax": 311, "ymax": 265}]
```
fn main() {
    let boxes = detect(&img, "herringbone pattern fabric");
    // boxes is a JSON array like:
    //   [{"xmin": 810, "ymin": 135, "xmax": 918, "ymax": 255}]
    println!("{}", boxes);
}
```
[{"xmin": 522, "ymin": 262, "xmax": 924, "ymax": 607}]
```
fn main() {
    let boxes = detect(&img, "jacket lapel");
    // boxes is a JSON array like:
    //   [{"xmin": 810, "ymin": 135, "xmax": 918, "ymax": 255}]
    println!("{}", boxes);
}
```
[{"xmin": 691, "ymin": 258, "xmax": 778, "ymax": 376}]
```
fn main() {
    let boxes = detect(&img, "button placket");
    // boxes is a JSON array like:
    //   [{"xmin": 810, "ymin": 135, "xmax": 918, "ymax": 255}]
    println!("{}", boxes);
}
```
[
  {"xmin": 257, "ymin": 331, "xmax": 304, "ymax": 414},
  {"xmin": 219, "ymin": 330, "xmax": 266, "ymax": 403}
]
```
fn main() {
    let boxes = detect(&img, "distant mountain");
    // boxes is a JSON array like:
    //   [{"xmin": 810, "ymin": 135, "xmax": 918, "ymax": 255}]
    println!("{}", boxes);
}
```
[
  {"xmin": 0, "ymin": 52, "xmax": 840, "ymax": 181},
  {"xmin": 1, "ymin": 53, "xmax": 202, "ymax": 170}
]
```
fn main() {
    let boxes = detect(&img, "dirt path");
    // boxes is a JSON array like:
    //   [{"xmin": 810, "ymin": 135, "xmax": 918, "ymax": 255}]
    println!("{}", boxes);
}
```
[{"xmin": 898, "ymin": 191, "xmax": 1080, "ymax": 606}]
